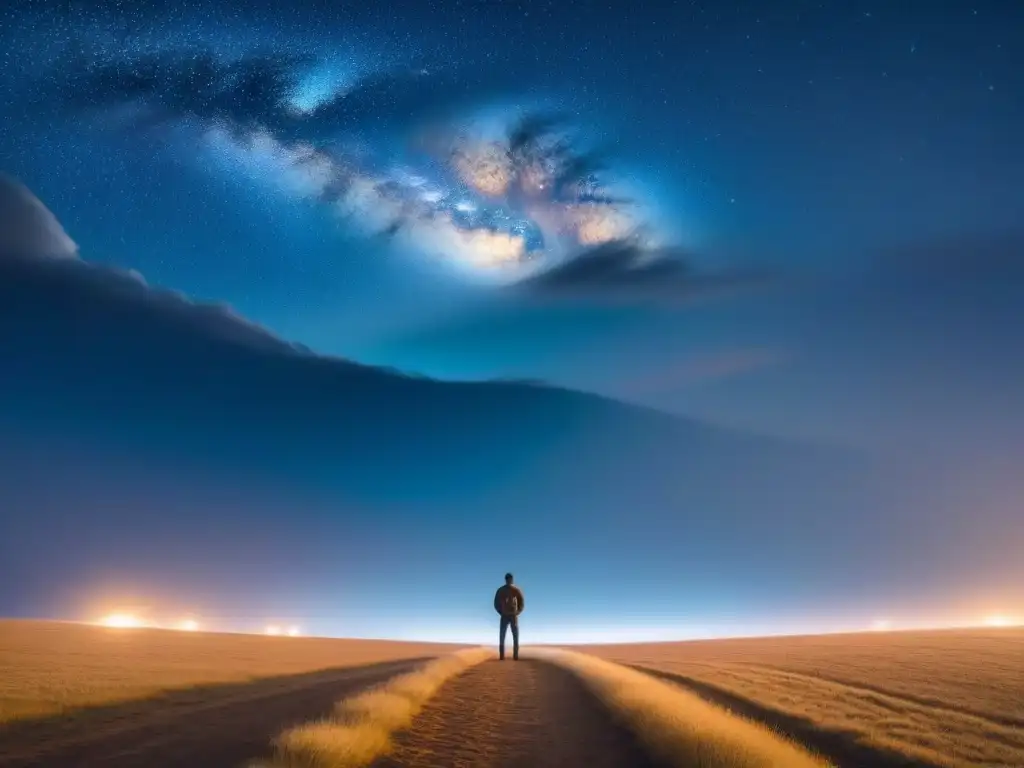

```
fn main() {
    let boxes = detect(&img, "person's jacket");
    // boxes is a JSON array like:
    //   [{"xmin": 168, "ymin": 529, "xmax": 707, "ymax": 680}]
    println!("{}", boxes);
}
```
[{"xmin": 493, "ymin": 584, "xmax": 525, "ymax": 617}]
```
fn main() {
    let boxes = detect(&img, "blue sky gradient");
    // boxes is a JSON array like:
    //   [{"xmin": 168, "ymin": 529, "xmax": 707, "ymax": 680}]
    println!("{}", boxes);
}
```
[{"xmin": 1, "ymin": 0, "xmax": 1023, "ymax": 641}]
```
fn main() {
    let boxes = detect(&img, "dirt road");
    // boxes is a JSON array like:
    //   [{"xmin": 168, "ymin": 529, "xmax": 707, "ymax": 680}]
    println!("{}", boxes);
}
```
[
  {"xmin": 373, "ymin": 659, "xmax": 662, "ymax": 768},
  {"xmin": 0, "ymin": 658, "xmax": 425, "ymax": 768}
]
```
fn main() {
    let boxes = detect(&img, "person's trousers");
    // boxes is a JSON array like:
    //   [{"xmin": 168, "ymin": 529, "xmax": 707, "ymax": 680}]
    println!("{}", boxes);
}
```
[{"xmin": 499, "ymin": 615, "xmax": 519, "ymax": 660}]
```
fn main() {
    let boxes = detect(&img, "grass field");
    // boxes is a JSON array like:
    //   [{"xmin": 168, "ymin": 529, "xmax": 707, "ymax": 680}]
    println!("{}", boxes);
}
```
[
  {"xmin": 534, "ymin": 648, "xmax": 827, "ymax": 768},
  {"xmin": 267, "ymin": 650, "xmax": 829, "ymax": 768},
  {"xmin": 266, "ymin": 648, "xmax": 493, "ymax": 768},
  {"xmin": 4, "ymin": 620, "xmax": 1022, "ymax": 768},
  {"xmin": 584, "ymin": 628, "xmax": 1024, "ymax": 768},
  {"xmin": 0, "ymin": 619, "xmax": 463, "ymax": 723}
]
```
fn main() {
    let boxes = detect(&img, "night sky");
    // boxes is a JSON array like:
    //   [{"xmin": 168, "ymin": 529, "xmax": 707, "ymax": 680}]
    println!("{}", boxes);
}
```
[{"xmin": 1, "ymin": 0, "xmax": 1023, "ymax": 642}]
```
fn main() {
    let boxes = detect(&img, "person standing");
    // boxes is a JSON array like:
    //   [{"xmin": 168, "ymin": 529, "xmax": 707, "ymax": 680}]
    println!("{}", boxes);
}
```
[{"xmin": 493, "ymin": 572, "xmax": 524, "ymax": 660}]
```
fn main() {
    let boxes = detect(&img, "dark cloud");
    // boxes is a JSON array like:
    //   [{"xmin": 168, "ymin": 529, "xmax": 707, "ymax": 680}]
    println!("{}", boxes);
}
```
[
  {"xmin": 517, "ymin": 230, "xmax": 1024, "ymax": 307},
  {"xmin": 1, "ymin": 172, "xmax": 301, "ymax": 353},
  {"xmin": 515, "ymin": 239, "xmax": 774, "ymax": 304},
  {"xmin": 4, "ymin": 206, "xmax": 904, "ymax": 621},
  {"xmin": 0, "ymin": 173, "xmax": 302, "ymax": 354},
  {"xmin": 4, "ymin": 250, "xmax": 305, "ymax": 356}
]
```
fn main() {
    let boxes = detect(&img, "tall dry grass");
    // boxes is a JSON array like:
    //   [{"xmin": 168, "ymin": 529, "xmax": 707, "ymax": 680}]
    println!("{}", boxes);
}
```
[
  {"xmin": 0, "ymin": 619, "xmax": 465, "ymax": 723},
  {"xmin": 529, "ymin": 648, "xmax": 830, "ymax": 768},
  {"xmin": 265, "ymin": 647, "xmax": 493, "ymax": 768},
  {"xmin": 584, "ymin": 629, "xmax": 1024, "ymax": 768}
]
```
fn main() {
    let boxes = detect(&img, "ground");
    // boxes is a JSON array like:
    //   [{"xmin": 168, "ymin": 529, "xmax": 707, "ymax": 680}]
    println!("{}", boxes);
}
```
[
  {"xmin": 0, "ymin": 620, "xmax": 461, "ymax": 723},
  {"xmin": 585, "ymin": 628, "xmax": 1024, "ymax": 768},
  {"xmin": 0, "ymin": 661, "xmax": 417, "ymax": 768},
  {"xmin": 1, "ymin": 622, "xmax": 1021, "ymax": 768},
  {"xmin": 374, "ymin": 659, "xmax": 659, "ymax": 768}
]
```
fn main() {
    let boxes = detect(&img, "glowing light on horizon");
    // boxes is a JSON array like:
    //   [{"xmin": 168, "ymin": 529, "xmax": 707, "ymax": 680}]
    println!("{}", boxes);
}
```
[
  {"xmin": 982, "ymin": 614, "xmax": 1020, "ymax": 628},
  {"xmin": 98, "ymin": 613, "xmax": 146, "ymax": 629},
  {"xmin": 870, "ymin": 619, "xmax": 892, "ymax": 631},
  {"xmin": 287, "ymin": 626, "xmax": 301, "ymax": 637},
  {"xmin": 265, "ymin": 625, "xmax": 282, "ymax": 636},
  {"xmin": 177, "ymin": 619, "xmax": 200, "ymax": 632}
]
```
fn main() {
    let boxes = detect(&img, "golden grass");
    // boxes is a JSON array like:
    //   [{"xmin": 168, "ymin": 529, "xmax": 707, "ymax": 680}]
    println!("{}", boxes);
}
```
[
  {"xmin": 266, "ymin": 647, "xmax": 494, "ymax": 768},
  {"xmin": 529, "ymin": 648, "xmax": 829, "ymax": 768},
  {"xmin": 0, "ymin": 619, "xmax": 466, "ymax": 723},
  {"xmin": 583, "ymin": 628, "xmax": 1024, "ymax": 768}
]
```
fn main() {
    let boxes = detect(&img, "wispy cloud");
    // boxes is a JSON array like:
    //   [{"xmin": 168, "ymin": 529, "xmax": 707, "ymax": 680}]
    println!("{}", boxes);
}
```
[
  {"xmin": 514, "ymin": 238, "xmax": 775, "ymax": 304},
  {"xmin": 618, "ymin": 347, "xmax": 792, "ymax": 396}
]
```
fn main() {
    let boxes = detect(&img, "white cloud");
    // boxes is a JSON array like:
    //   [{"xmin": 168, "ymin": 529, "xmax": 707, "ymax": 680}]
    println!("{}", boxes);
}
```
[
  {"xmin": 0, "ymin": 173, "xmax": 302, "ymax": 355},
  {"xmin": 0, "ymin": 174, "xmax": 79, "ymax": 259}
]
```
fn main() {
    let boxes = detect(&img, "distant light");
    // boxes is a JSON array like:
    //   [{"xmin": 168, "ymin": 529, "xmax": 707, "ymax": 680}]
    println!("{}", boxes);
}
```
[
  {"xmin": 265, "ymin": 625, "xmax": 282, "ymax": 636},
  {"xmin": 870, "ymin": 619, "xmax": 892, "ymax": 631},
  {"xmin": 177, "ymin": 619, "xmax": 200, "ymax": 632},
  {"xmin": 982, "ymin": 615, "xmax": 1018, "ymax": 628},
  {"xmin": 287, "ymin": 626, "xmax": 301, "ymax": 637},
  {"xmin": 98, "ymin": 613, "xmax": 146, "ymax": 629}
]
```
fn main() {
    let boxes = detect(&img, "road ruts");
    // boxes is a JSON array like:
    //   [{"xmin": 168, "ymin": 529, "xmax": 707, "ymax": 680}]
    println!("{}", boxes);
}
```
[{"xmin": 373, "ymin": 658, "xmax": 662, "ymax": 768}]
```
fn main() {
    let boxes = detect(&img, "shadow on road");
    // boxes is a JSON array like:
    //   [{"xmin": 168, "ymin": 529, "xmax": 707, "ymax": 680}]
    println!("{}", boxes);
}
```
[{"xmin": 0, "ymin": 658, "xmax": 427, "ymax": 768}]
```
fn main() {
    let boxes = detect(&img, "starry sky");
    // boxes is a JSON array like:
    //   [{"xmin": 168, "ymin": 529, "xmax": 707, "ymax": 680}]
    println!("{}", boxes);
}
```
[{"xmin": 1, "ymin": 0, "xmax": 1023, "ymax": 641}]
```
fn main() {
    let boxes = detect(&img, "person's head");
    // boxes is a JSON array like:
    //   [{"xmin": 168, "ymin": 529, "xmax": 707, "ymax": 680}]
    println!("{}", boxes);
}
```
[{"xmin": 504, "ymin": 572, "xmax": 513, "ymax": 585}]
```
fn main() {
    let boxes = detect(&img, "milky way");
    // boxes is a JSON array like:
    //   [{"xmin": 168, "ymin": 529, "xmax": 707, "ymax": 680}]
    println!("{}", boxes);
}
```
[
  {"xmin": 48, "ymin": 47, "xmax": 661, "ymax": 284},
  {"xmin": 204, "ymin": 91, "xmax": 653, "ymax": 283}
]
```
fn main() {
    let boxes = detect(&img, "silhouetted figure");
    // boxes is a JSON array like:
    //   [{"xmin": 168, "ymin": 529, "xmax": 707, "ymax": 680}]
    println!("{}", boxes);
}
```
[{"xmin": 494, "ymin": 572, "xmax": 524, "ymax": 660}]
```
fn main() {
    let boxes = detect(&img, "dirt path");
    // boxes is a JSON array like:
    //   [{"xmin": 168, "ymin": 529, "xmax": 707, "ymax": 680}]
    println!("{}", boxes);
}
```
[
  {"xmin": 374, "ymin": 659, "xmax": 661, "ymax": 768},
  {"xmin": 0, "ymin": 658, "xmax": 424, "ymax": 768}
]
